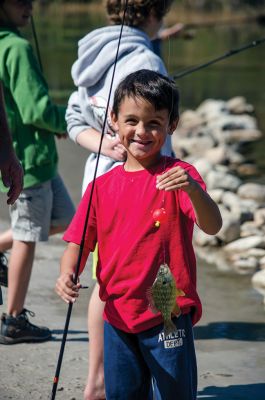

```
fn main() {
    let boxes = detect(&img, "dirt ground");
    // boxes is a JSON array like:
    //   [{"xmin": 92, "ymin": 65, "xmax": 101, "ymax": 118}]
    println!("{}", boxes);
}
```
[{"xmin": 0, "ymin": 225, "xmax": 264, "ymax": 400}]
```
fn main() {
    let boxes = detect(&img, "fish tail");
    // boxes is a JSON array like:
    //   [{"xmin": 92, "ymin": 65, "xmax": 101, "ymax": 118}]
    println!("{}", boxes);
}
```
[{"xmin": 163, "ymin": 319, "xmax": 177, "ymax": 337}]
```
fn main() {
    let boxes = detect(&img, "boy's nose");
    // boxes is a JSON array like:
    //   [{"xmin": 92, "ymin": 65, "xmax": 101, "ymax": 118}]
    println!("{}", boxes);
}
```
[{"xmin": 135, "ymin": 123, "xmax": 148, "ymax": 137}]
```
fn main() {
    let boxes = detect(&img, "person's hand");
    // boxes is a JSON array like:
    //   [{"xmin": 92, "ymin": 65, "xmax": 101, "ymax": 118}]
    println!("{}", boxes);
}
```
[
  {"xmin": 0, "ymin": 150, "xmax": 23, "ymax": 205},
  {"xmin": 55, "ymin": 132, "xmax": 68, "ymax": 139},
  {"xmin": 55, "ymin": 273, "xmax": 81, "ymax": 304},
  {"xmin": 101, "ymin": 135, "xmax": 127, "ymax": 161},
  {"xmin": 156, "ymin": 166, "xmax": 198, "ymax": 194}
]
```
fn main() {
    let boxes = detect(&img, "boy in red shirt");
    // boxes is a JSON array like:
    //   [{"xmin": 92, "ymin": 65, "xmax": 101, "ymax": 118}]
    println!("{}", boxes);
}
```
[{"xmin": 56, "ymin": 69, "xmax": 222, "ymax": 400}]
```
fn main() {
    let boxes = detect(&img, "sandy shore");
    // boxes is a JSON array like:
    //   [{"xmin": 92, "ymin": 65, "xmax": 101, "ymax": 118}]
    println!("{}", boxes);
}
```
[{"xmin": 0, "ymin": 218, "xmax": 264, "ymax": 399}]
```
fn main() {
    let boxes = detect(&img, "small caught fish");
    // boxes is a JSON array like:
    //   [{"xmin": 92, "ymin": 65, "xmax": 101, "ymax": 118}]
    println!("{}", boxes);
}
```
[{"xmin": 147, "ymin": 263, "xmax": 185, "ymax": 336}]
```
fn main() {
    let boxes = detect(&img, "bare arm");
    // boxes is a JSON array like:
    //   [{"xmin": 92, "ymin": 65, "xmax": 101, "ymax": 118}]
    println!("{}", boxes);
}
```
[
  {"xmin": 55, "ymin": 242, "xmax": 82, "ymax": 304},
  {"xmin": 76, "ymin": 128, "xmax": 127, "ymax": 161},
  {"xmin": 156, "ymin": 166, "xmax": 222, "ymax": 235},
  {"xmin": 158, "ymin": 23, "xmax": 185, "ymax": 40},
  {"xmin": 0, "ymin": 83, "xmax": 24, "ymax": 204},
  {"xmin": 66, "ymin": 91, "xmax": 126, "ymax": 160}
]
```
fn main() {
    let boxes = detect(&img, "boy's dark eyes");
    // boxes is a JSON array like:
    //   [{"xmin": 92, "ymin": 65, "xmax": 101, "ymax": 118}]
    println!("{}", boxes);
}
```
[{"xmin": 124, "ymin": 119, "xmax": 161, "ymax": 126}]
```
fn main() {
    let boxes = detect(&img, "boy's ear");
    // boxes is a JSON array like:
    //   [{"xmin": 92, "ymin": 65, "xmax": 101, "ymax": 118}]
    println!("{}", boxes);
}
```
[
  {"xmin": 168, "ymin": 118, "xmax": 179, "ymax": 135},
  {"xmin": 110, "ymin": 110, "xmax": 119, "ymax": 131}
]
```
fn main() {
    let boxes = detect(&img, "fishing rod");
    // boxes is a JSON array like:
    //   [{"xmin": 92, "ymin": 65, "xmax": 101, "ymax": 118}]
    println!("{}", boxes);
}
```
[
  {"xmin": 182, "ymin": 13, "xmax": 265, "ymax": 30},
  {"xmin": 172, "ymin": 37, "xmax": 265, "ymax": 80},
  {"xmin": 49, "ymin": 1, "xmax": 129, "ymax": 398},
  {"xmin": 30, "ymin": 15, "xmax": 43, "ymax": 72}
]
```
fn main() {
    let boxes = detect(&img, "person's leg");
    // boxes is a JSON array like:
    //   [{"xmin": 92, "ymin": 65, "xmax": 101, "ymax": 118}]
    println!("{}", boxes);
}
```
[
  {"xmin": 139, "ymin": 314, "xmax": 197, "ymax": 400},
  {"xmin": 0, "ymin": 228, "xmax": 13, "ymax": 252},
  {"xmin": 84, "ymin": 283, "xmax": 105, "ymax": 400},
  {"xmin": 0, "ymin": 229, "xmax": 13, "ymax": 286},
  {"xmin": 0, "ymin": 184, "xmax": 53, "ymax": 344},
  {"xmin": 104, "ymin": 321, "xmax": 151, "ymax": 400},
  {"xmin": 7, "ymin": 240, "xmax": 35, "ymax": 315}
]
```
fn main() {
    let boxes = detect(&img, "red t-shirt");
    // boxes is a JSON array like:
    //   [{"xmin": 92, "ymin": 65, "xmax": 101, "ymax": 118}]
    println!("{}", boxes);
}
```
[{"xmin": 63, "ymin": 157, "xmax": 206, "ymax": 333}]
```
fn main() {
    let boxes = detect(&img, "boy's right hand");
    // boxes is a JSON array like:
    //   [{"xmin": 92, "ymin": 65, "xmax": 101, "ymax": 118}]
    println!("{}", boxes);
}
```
[{"xmin": 55, "ymin": 273, "xmax": 81, "ymax": 304}]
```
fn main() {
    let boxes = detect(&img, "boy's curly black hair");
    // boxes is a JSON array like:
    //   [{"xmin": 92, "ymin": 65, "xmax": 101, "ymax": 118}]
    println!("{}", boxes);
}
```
[{"xmin": 106, "ymin": 0, "xmax": 174, "ymax": 27}]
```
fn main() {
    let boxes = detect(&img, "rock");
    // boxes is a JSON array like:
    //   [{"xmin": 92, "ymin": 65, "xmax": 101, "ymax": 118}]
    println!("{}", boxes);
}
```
[
  {"xmin": 238, "ymin": 183, "xmax": 265, "ymax": 203},
  {"xmin": 225, "ymin": 148, "xmax": 245, "ymax": 165},
  {"xmin": 216, "ymin": 216, "xmax": 241, "ymax": 243},
  {"xmin": 254, "ymin": 208, "xmax": 265, "ymax": 227},
  {"xmin": 173, "ymin": 96, "xmax": 265, "ymax": 278},
  {"xmin": 218, "ymin": 204, "xmax": 232, "ymax": 219},
  {"xmin": 226, "ymin": 129, "xmax": 262, "ymax": 143},
  {"xmin": 232, "ymin": 256, "xmax": 259, "ymax": 275},
  {"xmin": 221, "ymin": 191, "xmax": 240, "ymax": 213},
  {"xmin": 204, "ymin": 146, "xmax": 228, "ymax": 165},
  {"xmin": 240, "ymin": 221, "xmax": 263, "ymax": 238},
  {"xmin": 172, "ymin": 135, "xmax": 215, "ymax": 157},
  {"xmin": 207, "ymin": 114, "xmax": 257, "ymax": 132},
  {"xmin": 224, "ymin": 236, "xmax": 265, "ymax": 253},
  {"xmin": 259, "ymin": 256, "xmax": 265, "ymax": 269},
  {"xmin": 196, "ymin": 99, "xmax": 227, "ymax": 120},
  {"xmin": 236, "ymin": 163, "xmax": 259, "ymax": 177},
  {"xmin": 192, "ymin": 158, "xmax": 213, "ymax": 179},
  {"xmin": 194, "ymin": 229, "xmax": 219, "ymax": 247},
  {"xmin": 206, "ymin": 170, "xmax": 242, "ymax": 191},
  {"xmin": 252, "ymin": 269, "xmax": 265, "ymax": 303},
  {"xmin": 247, "ymin": 248, "xmax": 265, "ymax": 259},
  {"xmin": 208, "ymin": 189, "xmax": 224, "ymax": 204},
  {"xmin": 226, "ymin": 96, "xmax": 254, "ymax": 114},
  {"xmin": 178, "ymin": 110, "xmax": 204, "ymax": 130}
]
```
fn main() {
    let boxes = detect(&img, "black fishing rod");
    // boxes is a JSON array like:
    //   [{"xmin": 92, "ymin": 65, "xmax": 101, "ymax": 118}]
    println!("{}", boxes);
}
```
[
  {"xmin": 183, "ymin": 13, "xmax": 265, "ymax": 30},
  {"xmin": 49, "ymin": 1, "xmax": 129, "ymax": 398},
  {"xmin": 172, "ymin": 37, "xmax": 265, "ymax": 80}
]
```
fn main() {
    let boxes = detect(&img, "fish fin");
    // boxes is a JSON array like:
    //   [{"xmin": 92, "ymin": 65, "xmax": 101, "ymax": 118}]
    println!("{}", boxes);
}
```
[
  {"xmin": 146, "ymin": 287, "xmax": 158, "ymax": 314},
  {"xmin": 176, "ymin": 288, "xmax": 185, "ymax": 297},
  {"xmin": 172, "ymin": 303, "xmax": 181, "ymax": 317},
  {"xmin": 163, "ymin": 319, "xmax": 177, "ymax": 337}
]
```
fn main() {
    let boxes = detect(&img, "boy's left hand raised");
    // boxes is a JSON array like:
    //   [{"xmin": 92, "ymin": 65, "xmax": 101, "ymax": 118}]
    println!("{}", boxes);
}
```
[{"xmin": 156, "ymin": 166, "xmax": 197, "ymax": 194}]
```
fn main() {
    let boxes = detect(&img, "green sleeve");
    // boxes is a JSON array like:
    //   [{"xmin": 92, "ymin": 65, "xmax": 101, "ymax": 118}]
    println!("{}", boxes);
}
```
[{"xmin": 6, "ymin": 39, "xmax": 66, "ymax": 133}]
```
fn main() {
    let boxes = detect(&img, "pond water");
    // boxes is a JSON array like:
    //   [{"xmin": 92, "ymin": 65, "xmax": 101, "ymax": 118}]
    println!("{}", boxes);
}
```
[{"xmin": 27, "ymin": 5, "xmax": 265, "ymax": 178}]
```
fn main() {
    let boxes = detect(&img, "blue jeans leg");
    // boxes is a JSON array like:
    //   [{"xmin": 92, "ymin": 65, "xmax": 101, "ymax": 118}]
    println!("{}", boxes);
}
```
[
  {"xmin": 139, "ymin": 314, "xmax": 197, "ymax": 400},
  {"xmin": 104, "ymin": 322, "xmax": 151, "ymax": 400}
]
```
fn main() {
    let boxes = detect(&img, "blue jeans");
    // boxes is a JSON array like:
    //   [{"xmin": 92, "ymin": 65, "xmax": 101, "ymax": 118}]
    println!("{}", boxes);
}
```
[{"xmin": 104, "ymin": 314, "xmax": 197, "ymax": 400}]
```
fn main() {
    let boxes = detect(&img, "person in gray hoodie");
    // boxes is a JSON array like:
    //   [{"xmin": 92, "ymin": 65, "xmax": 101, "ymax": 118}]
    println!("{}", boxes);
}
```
[
  {"xmin": 65, "ymin": 1, "xmax": 175, "ymax": 399},
  {"xmin": 67, "ymin": 0, "xmax": 174, "ymax": 194}
]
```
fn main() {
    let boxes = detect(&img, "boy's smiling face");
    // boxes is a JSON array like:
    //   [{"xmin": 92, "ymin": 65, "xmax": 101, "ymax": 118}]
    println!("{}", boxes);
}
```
[
  {"xmin": 0, "ymin": 0, "xmax": 33, "ymax": 28},
  {"xmin": 111, "ymin": 96, "xmax": 178, "ymax": 171}
]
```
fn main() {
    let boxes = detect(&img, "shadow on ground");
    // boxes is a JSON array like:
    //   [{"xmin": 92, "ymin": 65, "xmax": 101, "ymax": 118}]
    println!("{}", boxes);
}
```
[
  {"xmin": 194, "ymin": 322, "xmax": 265, "ymax": 341},
  {"xmin": 197, "ymin": 383, "xmax": 265, "ymax": 400},
  {"xmin": 51, "ymin": 329, "xmax": 88, "ymax": 342}
]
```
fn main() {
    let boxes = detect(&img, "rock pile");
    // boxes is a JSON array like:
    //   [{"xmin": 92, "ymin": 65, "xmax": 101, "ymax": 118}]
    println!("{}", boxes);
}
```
[{"xmin": 172, "ymin": 96, "xmax": 265, "ymax": 304}]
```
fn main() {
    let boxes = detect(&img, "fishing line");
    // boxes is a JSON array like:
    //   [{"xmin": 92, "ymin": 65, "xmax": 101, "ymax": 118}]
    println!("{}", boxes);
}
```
[
  {"xmin": 30, "ymin": 15, "xmax": 43, "ymax": 72},
  {"xmin": 172, "ymin": 37, "xmax": 265, "ymax": 80},
  {"xmin": 49, "ymin": 1, "xmax": 129, "ymax": 399}
]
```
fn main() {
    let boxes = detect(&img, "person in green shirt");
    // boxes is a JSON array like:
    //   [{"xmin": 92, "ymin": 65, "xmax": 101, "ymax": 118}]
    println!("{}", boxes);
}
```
[{"xmin": 0, "ymin": 0, "xmax": 75, "ymax": 344}]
